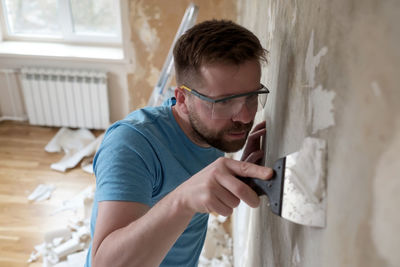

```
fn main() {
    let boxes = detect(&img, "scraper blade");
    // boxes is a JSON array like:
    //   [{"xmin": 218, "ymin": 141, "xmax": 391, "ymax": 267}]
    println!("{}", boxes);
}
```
[{"xmin": 239, "ymin": 137, "xmax": 327, "ymax": 228}]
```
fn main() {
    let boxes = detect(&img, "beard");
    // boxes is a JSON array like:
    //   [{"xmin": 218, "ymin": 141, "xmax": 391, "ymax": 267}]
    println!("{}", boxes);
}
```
[{"xmin": 187, "ymin": 109, "xmax": 253, "ymax": 153}]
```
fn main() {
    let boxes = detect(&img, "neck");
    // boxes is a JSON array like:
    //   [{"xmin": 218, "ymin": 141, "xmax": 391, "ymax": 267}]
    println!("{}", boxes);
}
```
[{"xmin": 171, "ymin": 106, "xmax": 210, "ymax": 148}]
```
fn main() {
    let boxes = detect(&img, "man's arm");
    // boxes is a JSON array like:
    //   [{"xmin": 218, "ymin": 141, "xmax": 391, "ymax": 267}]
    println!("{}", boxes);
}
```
[{"xmin": 91, "ymin": 157, "xmax": 273, "ymax": 267}]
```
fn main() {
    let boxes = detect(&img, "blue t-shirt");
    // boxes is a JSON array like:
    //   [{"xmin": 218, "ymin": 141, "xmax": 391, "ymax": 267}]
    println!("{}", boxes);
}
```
[{"xmin": 85, "ymin": 98, "xmax": 223, "ymax": 267}]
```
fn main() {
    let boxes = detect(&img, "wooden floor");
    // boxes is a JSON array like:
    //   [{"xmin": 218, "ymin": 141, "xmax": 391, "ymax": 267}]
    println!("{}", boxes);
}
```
[{"xmin": 0, "ymin": 121, "xmax": 99, "ymax": 267}]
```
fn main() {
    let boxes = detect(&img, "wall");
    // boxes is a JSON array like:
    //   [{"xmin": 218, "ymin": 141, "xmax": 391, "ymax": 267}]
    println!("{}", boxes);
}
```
[
  {"xmin": 126, "ymin": 0, "xmax": 236, "ymax": 110},
  {"xmin": 234, "ymin": 0, "xmax": 400, "ymax": 266}
]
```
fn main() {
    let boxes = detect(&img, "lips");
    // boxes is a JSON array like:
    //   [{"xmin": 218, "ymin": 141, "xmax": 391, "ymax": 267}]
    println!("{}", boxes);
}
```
[
  {"xmin": 227, "ymin": 131, "xmax": 247, "ymax": 139},
  {"xmin": 223, "ymin": 122, "xmax": 253, "ymax": 140}
]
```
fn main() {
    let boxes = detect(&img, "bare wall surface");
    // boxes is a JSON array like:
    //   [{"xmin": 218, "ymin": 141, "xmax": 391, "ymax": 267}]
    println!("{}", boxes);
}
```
[
  {"xmin": 234, "ymin": 0, "xmax": 400, "ymax": 266},
  {"xmin": 126, "ymin": 0, "xmax": 236, "ymax": 110}
]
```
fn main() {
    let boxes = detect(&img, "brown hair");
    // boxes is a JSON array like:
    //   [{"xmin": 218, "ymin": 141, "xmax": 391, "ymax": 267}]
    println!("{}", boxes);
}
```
[{"xmin": 173, "ymin": 19, "xmax": 268, "ymax": 86}]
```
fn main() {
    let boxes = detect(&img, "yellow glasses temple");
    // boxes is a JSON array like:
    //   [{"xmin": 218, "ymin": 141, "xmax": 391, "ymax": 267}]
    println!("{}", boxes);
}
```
[{"xmin": 180, "ymin": 85, "xmax": 192, "ymax": 92}]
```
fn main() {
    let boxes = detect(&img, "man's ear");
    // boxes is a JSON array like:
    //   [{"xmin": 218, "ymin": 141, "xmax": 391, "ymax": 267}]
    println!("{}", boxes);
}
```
[{"xmin": 174, "ymin": 87, "xmax": 189, "ymax": 115}]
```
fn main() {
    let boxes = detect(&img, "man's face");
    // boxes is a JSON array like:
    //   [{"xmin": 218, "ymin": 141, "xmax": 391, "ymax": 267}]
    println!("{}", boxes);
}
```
[{"xmin": 185, "ymin": 60, "xmax": 262, "ymax": 152}]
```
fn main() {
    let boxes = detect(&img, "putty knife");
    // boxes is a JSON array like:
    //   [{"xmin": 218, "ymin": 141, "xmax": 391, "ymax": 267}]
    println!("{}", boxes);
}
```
[{"xmin": 239, "ymin": 137, "xmax": 327, "ymax": 228}]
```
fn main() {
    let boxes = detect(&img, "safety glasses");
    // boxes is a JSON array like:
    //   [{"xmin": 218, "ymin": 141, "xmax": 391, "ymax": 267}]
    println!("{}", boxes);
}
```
[{"xmin": 180, "ymin": 84, "xmax": 269, "ymax": 119}]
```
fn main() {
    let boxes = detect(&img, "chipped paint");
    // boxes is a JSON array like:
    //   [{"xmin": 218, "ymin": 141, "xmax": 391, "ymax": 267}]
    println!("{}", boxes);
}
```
[
  {"xmin": 371, "ymin": 81, "xmax": 382, "ymax": 97},
  {"xmin": 292, "ymin": 243, "xmax": 301, "ymax": 266},
  {"xmin": 291, "ymin": 0, "xmax": 297, "ymax": 28},
  {"xmin": 146, "ymin": 65, "xmax": 161, "ymax": 90},
  {"xmin": 304, "ymin": 30, "xmax": 335, "ymax": 134},
  {"xmin": 305, "ymin": 30, "xmax": 328, "ymax": 88},
  {"xmin": 132, "ymin": 2, "xmax": 160, "ymax": 55},
  {"xmin": 309, "ymin": 85, "xmax": 336, "ymax": 134}
]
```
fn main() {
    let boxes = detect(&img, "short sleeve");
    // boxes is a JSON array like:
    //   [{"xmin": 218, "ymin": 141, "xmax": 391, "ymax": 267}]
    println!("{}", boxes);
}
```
[{"xmin": 93, "ymin": 123, "xmax": 159, "ymax": 207}]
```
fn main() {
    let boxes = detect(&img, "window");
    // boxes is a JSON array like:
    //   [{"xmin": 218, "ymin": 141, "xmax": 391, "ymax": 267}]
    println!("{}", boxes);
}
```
[{"xmin": 0, "ymin": 0, "xmax": 121, "ymax": 45}]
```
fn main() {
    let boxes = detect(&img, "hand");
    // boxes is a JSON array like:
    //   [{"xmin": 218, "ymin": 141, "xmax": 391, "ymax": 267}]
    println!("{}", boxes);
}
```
[
  {"xmin": 174, "ymin": 157, "xmax": 273, "ymax": 217},
  {"xmin": 241, "ymin": 121, "xmax": 266, "ymax": 163}
]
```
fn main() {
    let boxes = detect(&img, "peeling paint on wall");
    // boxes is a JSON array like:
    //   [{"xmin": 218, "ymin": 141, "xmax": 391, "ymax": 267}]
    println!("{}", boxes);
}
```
[
  {"xmin": 308, "ymin": 85, "xmax": 335, "ymax": 134},
  {"xmin": 131, "ymin": 1, "xmax": 161, "ymax": 51},
  {"xmin": 305, "ymin": 31, "xmax": 328, "ymax": 89},
  {"xmin": 371, "ymin": 81, "xmax": 382, "ymax": 98},
  {"xmin": 146, "ymin": 65, "xmax": 161, "ymax": 90},
  {"xmin": 304, "ymin": 30, "xmax": 335, "ymax": 134}
]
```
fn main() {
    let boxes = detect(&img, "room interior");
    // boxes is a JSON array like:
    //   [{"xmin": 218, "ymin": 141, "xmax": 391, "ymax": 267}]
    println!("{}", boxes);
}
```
[{"xmin": 0, "ymin": 0, "xmax": 399, "ymax": 266}]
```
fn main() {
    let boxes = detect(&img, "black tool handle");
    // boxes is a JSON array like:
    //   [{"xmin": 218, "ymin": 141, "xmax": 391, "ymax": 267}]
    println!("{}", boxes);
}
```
[{"xmin": 237, "ymin": 157, "xmax": 286, "ymax": 215}]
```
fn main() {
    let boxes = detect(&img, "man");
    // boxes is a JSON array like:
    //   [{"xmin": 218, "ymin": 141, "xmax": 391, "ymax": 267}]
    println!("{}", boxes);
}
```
[{"xmin": 85, "ymin": 20, "xmax": 273, "ymax": 267}]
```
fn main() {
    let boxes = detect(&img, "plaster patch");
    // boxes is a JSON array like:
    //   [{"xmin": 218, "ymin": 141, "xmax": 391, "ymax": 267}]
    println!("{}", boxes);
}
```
[
  {"xmin": 267, "ymin": 1, "xmax": 276, "ymax": 43},
  {"xmin": 305, "ymin": 30, "xmax": 328, "ymax": 88},
  {"xmin": 133, "ymin": 2, "xmax": 160, "ymax": 54},
  {"xmin": 291, "ymin": 0, "xmax": 297, "ymax": 28},
  {"xmin": 138, "ymin": 19, "xmax": 160, "ymax": 53},
  {"xmin": 372, "ymin": 128, "xmax": 400, "ymax": 266},
  {"xmin": 291, "ymin": 243, "xmax": 301, "ymax": 266},
  {"xmin": 371, "ymin": 81, "xmax": 382, "ymax": 97},
  {"xmin": 146, "ymin": 65, "xmax": 160, "ymax": 88},
  {"xmin": 309, "ymin": 85, "xmax": 336, "ymax": 134}
]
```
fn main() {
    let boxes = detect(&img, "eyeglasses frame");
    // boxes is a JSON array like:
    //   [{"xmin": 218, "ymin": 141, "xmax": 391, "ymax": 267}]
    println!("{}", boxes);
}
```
[{"xmin": 179, "ymin": 84, "xmax": 270, "ymax": 104}]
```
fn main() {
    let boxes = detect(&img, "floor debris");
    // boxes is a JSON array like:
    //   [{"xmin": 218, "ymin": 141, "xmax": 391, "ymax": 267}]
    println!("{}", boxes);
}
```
[
  {"xmin": 28, "ymin": 186, "xmax": 94, "ymax": 266},
  {"xmin": 45, "ymin": 127, "xmax": 103, "ymax": 172},
  {"xmin": 28, "ymin": 184, "xmax": 56, "ymax": 202},
  {"xmin": 199, "ymin": 214, "xmax": 233, "ymax": 267}
]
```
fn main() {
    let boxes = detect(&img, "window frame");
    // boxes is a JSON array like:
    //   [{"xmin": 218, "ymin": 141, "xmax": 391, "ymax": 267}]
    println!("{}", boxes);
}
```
[{"xmin": 0, "ymin": 0, "xmax": 122, "ymax": 46}]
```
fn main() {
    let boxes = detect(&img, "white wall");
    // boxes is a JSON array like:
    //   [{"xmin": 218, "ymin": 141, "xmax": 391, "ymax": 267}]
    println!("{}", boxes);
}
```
[{"xmin": 234, "ymin": 0, "xmax": 400, "ymax": 266}]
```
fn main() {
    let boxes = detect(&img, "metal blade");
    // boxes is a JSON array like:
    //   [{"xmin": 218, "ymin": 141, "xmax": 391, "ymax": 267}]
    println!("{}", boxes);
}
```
[
  {"xmin": 281, "ymin": 138, "xmax": 327, "ymax": 228},
  {"xmin": 238, "ymin": 137, "xmax": 327, "ymax": 228}
]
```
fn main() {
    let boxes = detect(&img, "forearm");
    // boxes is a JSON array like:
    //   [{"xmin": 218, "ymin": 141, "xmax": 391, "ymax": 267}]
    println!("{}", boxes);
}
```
[{"xmin": 92, "ymin": 192, "xmax": 194, "ymax": 267}]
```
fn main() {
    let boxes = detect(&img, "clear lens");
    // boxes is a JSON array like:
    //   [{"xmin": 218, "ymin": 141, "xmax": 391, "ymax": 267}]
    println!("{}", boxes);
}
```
[
  {"xmin": 211, "ymin": 93, "xmax": 267, "ymax": 119},
  {"xmin": 258, "ymin": 93, "xmax": 268, "ymax": 108}
]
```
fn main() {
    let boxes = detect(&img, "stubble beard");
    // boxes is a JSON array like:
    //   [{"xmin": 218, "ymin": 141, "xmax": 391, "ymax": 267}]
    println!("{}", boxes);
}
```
[{"xmin": 187, "ymin": 110, "xmax": 253, "ymax": 153}]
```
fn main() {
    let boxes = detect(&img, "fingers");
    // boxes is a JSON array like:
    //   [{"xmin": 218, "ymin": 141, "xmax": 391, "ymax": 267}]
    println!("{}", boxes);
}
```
[
  {"xmin": 241, "ymin": 121, "xmax": 266, "ymax": 161},
  {"xmin": 248, "ymin": 127, "xmax": 266, "ymax": 140},
  {"xmin": 251, "ymin": 120, "xmax": 266, "ymax": 132},
  {"xmin": 213, "ymin": 184, "xmax": 241, "ymax": 209},
  {"xmin": 215, "ymin": 171, "xmax": 260, "ymax": 208},
  {"xmin": 204, "ymin": 196, "xmax": 234, "ymax": 217},
  {"xmin": 223, "ymin": 157, "xmax": 273, "ymax": 181},
  {"xmin": 180, "ymin": 157, "xmax": 273, "ymax": 216},
  {"xmin": 243, "ymin": 150, "xmax": 264, "ymax": 164},
  {"xmin": 213, "ymin": 187, "xmax": 240, "ymax": 216}
]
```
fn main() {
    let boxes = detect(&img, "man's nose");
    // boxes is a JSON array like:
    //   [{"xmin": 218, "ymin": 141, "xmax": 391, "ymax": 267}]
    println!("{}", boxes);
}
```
[{"xmin": 231, "ymin": 102, "xmax": 255, "ymax": 124}]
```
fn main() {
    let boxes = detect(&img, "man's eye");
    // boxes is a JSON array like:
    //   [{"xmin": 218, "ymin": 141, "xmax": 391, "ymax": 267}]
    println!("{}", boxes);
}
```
[
  {"xmin": 218, "ymin": 99, "xmax": 231, "ymax": 106},
  {"xmin": 247, "ymin": 94, "xmax": 258, "ymax": 100}
]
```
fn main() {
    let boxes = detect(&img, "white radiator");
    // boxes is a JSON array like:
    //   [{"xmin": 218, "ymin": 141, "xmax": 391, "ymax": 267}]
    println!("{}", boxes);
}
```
[
  {"xmin": 21, "ymin": 68, "xmax": 110, "ymax": 129},
  {"xmin": 0, "ymin": 69, "xmax": 26, "ymax": 121}
]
